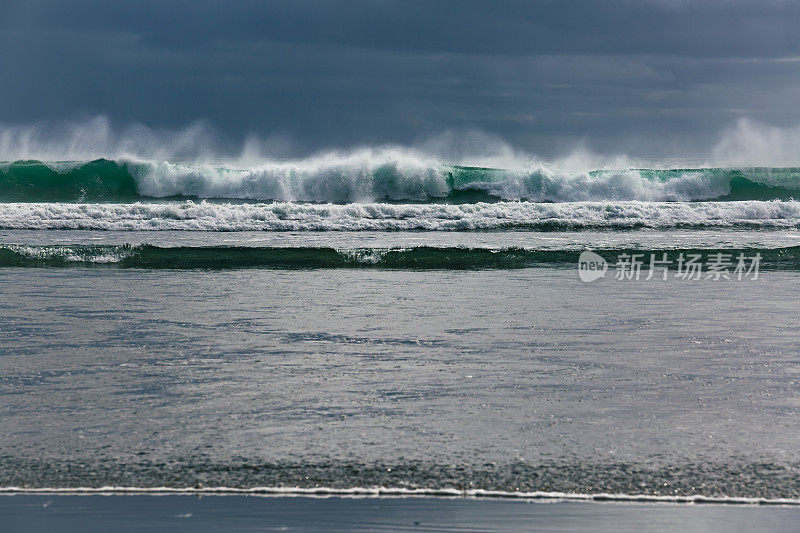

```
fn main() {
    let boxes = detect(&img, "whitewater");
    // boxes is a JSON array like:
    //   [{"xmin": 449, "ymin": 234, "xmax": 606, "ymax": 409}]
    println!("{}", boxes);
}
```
[
  {"xmin": 4, "ymin": 125, "xmax": 800, "ymax": 503},
  {"xmin": 3, "ymin": 199, "xmax": 800, "ymax": 231},
  {"xmin": 3, "ymin": 154, "xmax": 800, "ymax": 232}
]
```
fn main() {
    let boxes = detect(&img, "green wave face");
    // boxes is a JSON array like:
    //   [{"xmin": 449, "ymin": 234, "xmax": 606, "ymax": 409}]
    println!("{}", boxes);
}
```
[
  {"xmin": 3, "ymin": 160, "xmax": 800, "ymax": 203},
  {"xmin": 0, "ymin": 244, "xmax": 797, "ymax": 270},
  {"xmin": 0, "ymin": 160, "xmax": 139, "ymax": 202},
  {"xmin": 445, "ymin": 165, "xmax": 508, "ymax": 188},
  {"xmin": 592, "ymin": 167, "xmax": 800, "ymax": 201}
]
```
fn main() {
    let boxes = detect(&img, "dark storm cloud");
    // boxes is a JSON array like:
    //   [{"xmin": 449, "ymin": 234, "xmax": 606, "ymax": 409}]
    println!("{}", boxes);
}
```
[{"xmin": 1, "ymin": 0, "xmax": 799, "ymax": 156}]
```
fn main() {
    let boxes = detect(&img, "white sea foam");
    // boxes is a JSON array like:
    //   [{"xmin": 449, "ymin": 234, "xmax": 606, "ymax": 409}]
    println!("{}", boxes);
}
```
[
  {"xmin": 471, "ymin": 168, "xmax": 736, "ymax": 202},
  {"xmin": 0, "ymin": 485, "xmax": 798, "ymax": 505},
  {"xmin": 1, "ymin": 200, "xmax": 800, "ymax": 231},
  {"xmin": 127, "ymin": 160, "xmax": 747, "ymax": 203},
  {"xmin": 130, "ymin": 152, "xmax": 450, "ymax": 202},
  {"xmin": 2, "ymin": 244, "xmax": 133, "ymax": 263}
]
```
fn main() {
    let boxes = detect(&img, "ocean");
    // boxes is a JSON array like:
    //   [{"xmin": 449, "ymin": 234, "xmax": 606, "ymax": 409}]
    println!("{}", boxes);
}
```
[{"xmin": 1, "ymin": 155, "xmax": 800, "ymax": 505}]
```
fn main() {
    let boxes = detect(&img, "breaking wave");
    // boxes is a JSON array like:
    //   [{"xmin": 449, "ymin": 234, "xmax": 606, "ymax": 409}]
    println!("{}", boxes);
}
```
[{"xmin": 2, "ymin": 158, "xmax": 800, "ymax": 203}]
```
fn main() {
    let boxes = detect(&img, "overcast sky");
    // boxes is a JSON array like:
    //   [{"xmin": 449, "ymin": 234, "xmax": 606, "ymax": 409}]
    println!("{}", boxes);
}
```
[{"xmin": 1, "ymin": 0, "xmax": 799, "ymax": 158}]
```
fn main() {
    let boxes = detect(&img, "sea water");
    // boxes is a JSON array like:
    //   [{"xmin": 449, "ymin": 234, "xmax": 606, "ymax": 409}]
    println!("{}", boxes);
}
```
[{"xmin": 1, "ymin": 158, "xmax": 800, "ymax": 501}]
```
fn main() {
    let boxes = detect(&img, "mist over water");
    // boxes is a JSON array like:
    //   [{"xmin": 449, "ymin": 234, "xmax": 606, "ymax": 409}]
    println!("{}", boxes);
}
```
[{"xmin": 1, "ymin": 115, "xmax": 800, "ymax": 167}]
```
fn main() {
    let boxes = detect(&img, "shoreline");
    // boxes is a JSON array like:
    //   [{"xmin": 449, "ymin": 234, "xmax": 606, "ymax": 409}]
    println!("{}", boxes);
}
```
[
  {"xmin": 2, "ymin": 486, "xmax": 799, "ymax": 506},
  {"xmin": 4, "ymin": 494, "xmax": 800, "ymax": 533}
]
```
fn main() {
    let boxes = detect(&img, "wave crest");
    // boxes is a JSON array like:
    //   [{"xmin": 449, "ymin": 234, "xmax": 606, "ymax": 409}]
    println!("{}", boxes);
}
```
[{"xmin": 2, "ymin": 157, "xmax": 800, "ymax": 203}]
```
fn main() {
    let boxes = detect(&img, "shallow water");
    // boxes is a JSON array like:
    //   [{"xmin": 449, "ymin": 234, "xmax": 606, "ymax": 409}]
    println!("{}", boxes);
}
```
[{"xmin": 2, "ymin": 265, "xmax": 799, "ymax": 497}]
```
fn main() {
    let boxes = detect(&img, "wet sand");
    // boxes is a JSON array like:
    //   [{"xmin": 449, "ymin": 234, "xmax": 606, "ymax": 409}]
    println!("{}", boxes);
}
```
[{"xmin": 3, "ymin": 494, "xmax": 800, "ymax": 533}]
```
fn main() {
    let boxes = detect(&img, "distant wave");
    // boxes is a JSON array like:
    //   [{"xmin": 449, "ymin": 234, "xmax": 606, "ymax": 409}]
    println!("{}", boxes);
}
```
[
  {"xmin": 3, "ymin": 159, "xmax": 800, "ymax": 203},
  {"xmin": 2, "ymin": 199, "xmax": 800, "ymax": 231},
  {"xmin": 0, "ymin": 244, "xmax": 796, "ymax": 269}
]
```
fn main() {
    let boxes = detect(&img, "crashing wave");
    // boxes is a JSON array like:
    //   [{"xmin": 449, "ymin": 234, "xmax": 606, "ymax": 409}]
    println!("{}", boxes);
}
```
[{"xmin": 2, "ymin": 157, "xmax": 800, "ymax": 203}]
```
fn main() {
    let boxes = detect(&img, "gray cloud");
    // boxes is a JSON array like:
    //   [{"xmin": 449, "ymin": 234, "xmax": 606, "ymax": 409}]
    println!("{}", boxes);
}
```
[{"xmin": 1, "ymin": 0, "xmax": 799, "ymax": 157}]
